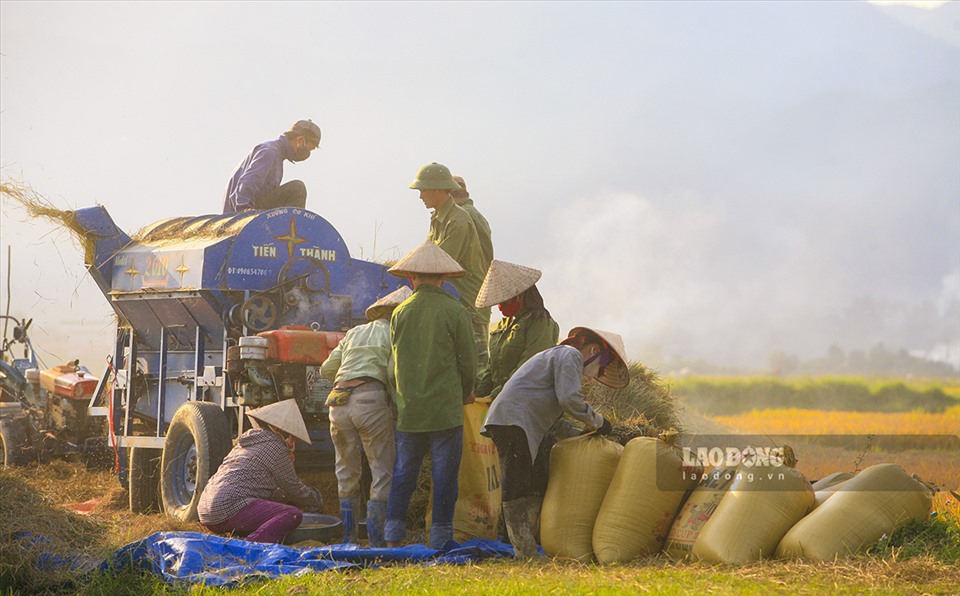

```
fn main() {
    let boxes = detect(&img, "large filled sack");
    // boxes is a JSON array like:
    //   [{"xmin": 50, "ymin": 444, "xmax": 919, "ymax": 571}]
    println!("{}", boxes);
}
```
[
  {"xmin": 426, "ymin": 399, "xmax": 501, "ymax": 541},
  {"xmin": 541, "ymin": 433, "xmax": 623, "ymax": 561},
  {"xmin": 810, "ymin": 471, "xmax": 854, "ymax": 511},
  {"xmin": 664, "ymin": 464, "xmax": 739, "ymax": 560},
  {"xmin": 692, "ymin": 446, "xmax": 814, "ymax": 564},
  {"xmin": 592, "ymin": 435, "xmax": 699, "ymax": 564},
  {"xmin": 777, "ymin": 463, "xmax": 933, "ymax": 560}
]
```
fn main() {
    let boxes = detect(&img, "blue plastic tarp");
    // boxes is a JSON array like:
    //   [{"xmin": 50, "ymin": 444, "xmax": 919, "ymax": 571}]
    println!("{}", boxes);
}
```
[{"xmin": 105, "ymin": 532, "xmax": 517, "ymax": 586}]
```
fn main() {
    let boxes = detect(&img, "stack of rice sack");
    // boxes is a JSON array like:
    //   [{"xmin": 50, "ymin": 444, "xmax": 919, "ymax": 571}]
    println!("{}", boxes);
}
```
[
  {"xmin": 540, "ymin": 431, "xmax": 699, "ymax": 563},
  {"xmin": 776, "ymin": 464, "xmax": 933, "ymax": 560},
  {"xmin": 541, "ymin": 436, "xmax": 935, "ymax": 565}
]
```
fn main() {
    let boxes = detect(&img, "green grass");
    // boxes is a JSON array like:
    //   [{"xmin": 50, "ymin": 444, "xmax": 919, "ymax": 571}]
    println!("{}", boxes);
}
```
[
  {"xmin": 61, "ymin": 556, "xmax": 960, "ymax": 595},
  {"xmin": 867, "ymin": 514, "xmax": 960, "ymax": 564}
]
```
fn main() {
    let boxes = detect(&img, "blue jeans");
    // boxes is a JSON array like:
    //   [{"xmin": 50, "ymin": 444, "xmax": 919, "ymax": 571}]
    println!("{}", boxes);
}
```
[{"xmin": 385, "ymin": 426, "xmax": 463, "ymax": 546}]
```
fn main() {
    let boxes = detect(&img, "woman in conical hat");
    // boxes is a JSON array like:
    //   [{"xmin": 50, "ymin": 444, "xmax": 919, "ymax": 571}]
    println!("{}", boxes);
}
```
[
  {"xmin": 475, "ymin": 260, "xmax": 559, "ymax": 399},
  {"xmin": 197, "ymin": 399, "xmax": 323, "ymax": 544},
  {"xmin": 481, "ymin": 326, "xmax": 627, "ymax": 559},
  {"xmin": 319, "ymin": 285, "xmax": 411, "ymax": 547}
]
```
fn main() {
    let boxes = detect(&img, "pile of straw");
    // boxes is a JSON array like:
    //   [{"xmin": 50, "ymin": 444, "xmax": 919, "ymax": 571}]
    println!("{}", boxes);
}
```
[{"xmin": 584, "ymin": 361, "xmax": 683, "ymax": 434}]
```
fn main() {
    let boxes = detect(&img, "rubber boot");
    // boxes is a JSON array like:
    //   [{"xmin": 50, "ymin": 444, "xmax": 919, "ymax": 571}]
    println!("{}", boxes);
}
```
[
  {"xmin": 525, "ymin": 493, "xmax": 543, "ymax": 543},
  {"xmin": 502, "ymin": 499, "xmax": 545, "ymax": 560},
  {"xmin": 339, "ymin": 497, "xmax": 360, "ymax": 544},
  {"xmin": 366, "ymin": 499, "xmax": 387, "ymax": 548}
]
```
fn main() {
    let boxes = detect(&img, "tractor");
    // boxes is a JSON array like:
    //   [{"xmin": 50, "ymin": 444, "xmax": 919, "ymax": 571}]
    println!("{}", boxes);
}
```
[{"xmin": 1, "ymin": 315, "xmax": 108, "ymax": 468}]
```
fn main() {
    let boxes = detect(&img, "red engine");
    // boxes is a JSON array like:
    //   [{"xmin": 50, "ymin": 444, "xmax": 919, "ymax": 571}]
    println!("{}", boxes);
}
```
[
  {"xmin": 39, "ymin": 362, "xmax": 99, "ymax": 400},
  {"xmin": 257, "ymin": 326, "xmax": 344, "ymax": 365}
]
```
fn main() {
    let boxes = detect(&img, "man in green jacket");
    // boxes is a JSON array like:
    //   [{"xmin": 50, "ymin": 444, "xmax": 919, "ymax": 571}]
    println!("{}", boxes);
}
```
[
  {"xmin": 384, "ymin": 240, "xmax": 478, "ymax": 549},
  {"xmin": 409, "ymin": 163, "xmax": 491, "ymax": 379}
]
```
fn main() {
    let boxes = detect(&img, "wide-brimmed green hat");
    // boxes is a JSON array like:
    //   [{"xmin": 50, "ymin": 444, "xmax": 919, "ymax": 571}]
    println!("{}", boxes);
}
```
[{"xmin": 409, "ymin": 162, "xmax": 462, "ymax": 191}]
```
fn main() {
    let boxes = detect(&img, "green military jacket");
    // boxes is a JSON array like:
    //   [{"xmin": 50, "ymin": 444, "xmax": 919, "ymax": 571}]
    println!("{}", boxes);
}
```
[
  {"xmin": 458, "ymin": 199, "xmax": 493, "ymax": 271},
  {"xmin": 390, "ymin": 284, "xmax": 477, "ymax": 432},
  {"xmin": 428, "ymin": 199, "xmax": 490, "ymax": 327},
  {"xmin": 476, "ymin": 310, "xmax": 560, "ymax": 398}
]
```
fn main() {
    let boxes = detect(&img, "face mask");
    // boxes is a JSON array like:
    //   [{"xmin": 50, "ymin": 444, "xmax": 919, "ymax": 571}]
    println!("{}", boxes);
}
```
[
  {"xmin": 291, "ymin": 138, "xmax": 312, "ymax": 162},
  {"xmin": 498, "ymin": 297, "xmax": 523, "ymax": 318},
  {"xmin": 582, "ymin": 347, "xmax": 613, "ymax": 378}
]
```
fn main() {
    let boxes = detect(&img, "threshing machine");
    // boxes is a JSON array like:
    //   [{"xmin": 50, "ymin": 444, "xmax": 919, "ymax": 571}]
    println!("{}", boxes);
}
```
[{"xmin": 68, "ymin": 206, "xmax": 398, "ymax": 520}]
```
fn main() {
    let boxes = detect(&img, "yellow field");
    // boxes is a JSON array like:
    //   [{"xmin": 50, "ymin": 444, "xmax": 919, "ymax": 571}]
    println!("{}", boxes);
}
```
[
  {"xmin": 715, "ymin": 405, "xmax": 960, "ymax": 435},
  {"xmin": 711, "ymin": 406, "xmax": 960, "ymax": 503}
]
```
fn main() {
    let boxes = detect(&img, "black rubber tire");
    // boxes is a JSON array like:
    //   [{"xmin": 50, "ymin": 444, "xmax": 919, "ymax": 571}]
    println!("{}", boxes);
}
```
[
  {"xmin": 128, "ymin": 446, "xmax": 162, "ymax": 514},
  {"xmin": 160, "ymin": 402, "xmax": 231, "ymax": 522},
  {"xmin": 0, "ymin": 418, "xmax": 27, "ymax": 467}
]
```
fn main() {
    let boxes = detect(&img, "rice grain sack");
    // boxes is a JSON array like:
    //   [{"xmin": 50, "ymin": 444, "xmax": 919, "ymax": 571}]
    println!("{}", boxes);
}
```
[
  {"xmin": 540, "ymin": 433, "xmax": 623, "ymax": 561},
  {"xmin": 425, "ymin": 399, "xmax": 501, "ymax": 541},
  {"xmin": 592, "ymin": 436, "xmax": 699, "ymax": 564},
  {"xmin": 809, "ymin": 471, "xmax": 855, "ymax": 511},
  {"xmin": 664, "ymin": 464, "xmax": 739, "ymax": 560},
  {"xmin": 692, "ymin": 446, "xmax": 814, "ymax": 564},
  {"xmin": 776, "ymin": 463, "xmax": 933, "ymax": 560}
]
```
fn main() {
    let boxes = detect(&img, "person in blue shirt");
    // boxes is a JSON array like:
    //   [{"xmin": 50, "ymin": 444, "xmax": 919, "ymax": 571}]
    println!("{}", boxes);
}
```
[{"xmin": 222, "ymin": 119, "xmax": 321, "ymax": 213}]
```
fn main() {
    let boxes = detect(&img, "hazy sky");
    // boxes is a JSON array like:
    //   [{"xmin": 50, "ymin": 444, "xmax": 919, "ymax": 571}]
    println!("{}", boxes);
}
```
[{"xmin": 2, "ymin": 1, "xmax": 958, "ymax": 372}]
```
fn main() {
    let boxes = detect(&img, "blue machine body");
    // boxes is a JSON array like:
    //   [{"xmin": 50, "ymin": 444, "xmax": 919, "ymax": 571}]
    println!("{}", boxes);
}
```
[
  {"xmin": 77, "ymin": 206, "xmax": 394, "ymax": 335},
  {"xmin": 71, "ymin": 205, "xmax": 401, "ymax": 459}
]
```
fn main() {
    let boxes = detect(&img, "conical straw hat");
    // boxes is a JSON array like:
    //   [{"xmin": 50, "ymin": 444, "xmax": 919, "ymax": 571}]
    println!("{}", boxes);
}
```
[
  {"xmin": 563, "ymin": 326, "xmax": 630, "ymax": 389},
  {"xmin": 247, "ymin": 399, "xmax": 312, "ymax": 444},
  {"xmin": 475, "ymin": 260, "xmax": 542, "ymax": 308},
  {"xmin": 388, "ymin": 240, "xmax": 466, "ymax": 278},
  {"xmin": 365, "ymin": 285, "xmax": 413, "ymax": 321}
]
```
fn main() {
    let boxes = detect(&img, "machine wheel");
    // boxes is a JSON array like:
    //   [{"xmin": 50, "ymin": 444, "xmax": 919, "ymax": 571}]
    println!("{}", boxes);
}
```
[
  {"xmin": 0, "ymin": 418, "xmax": 27, "ymax": 467},
  {"xmin": 129, "ymin": 446, "xmax": 162, "ymax": 514},
  {"xmin": 240, "ymin": 294, "xmax": 279, "ymax": 332},
  {"xmin": 161, "ymin": 402, "xmax": 231, "ymax": 522}
]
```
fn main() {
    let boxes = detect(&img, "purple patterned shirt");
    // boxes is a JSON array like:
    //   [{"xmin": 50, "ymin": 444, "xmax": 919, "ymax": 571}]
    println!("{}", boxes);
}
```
[{"xmin": 197, "ymin": 428, "xmax": 322, "ymax": 525}]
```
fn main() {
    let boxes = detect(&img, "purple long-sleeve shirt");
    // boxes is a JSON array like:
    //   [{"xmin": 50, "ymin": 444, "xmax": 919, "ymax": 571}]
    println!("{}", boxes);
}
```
[{"xmin": 222, "ymin": 135, "xmax": 295, "ymax": 213}]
